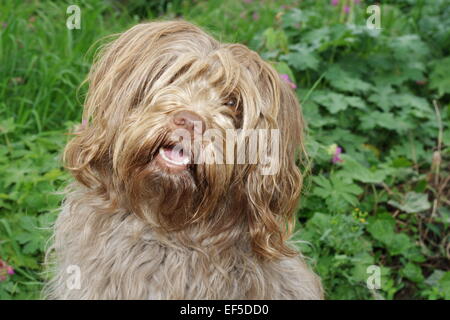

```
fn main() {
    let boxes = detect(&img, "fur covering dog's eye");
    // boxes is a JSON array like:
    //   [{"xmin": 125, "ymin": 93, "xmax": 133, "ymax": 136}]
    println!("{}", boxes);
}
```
[{"xmin": 224, "ymin": 98, "xmax": 237, "ymax": 107}]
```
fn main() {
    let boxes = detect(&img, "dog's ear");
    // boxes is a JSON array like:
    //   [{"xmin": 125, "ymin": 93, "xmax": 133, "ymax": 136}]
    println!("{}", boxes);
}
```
[
  {"xmin": 64, "ymin": 120, "xmax": 112, "ymax": 189},
  {"xmin": 63, "ymin": 32, "xmax": 125, "ymax": 192},
  {"xmin": 244, "ymin": 61, "xmax": 306, "ymax": 260}
]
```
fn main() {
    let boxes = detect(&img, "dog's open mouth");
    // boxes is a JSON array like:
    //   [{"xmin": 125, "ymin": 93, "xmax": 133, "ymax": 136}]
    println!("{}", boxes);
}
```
[{"xmin": 155, "ymin": 146, "xmax": 190, "ymax": 171}]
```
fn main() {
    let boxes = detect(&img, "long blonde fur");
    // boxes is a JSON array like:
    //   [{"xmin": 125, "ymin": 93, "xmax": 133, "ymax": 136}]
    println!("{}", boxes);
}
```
[{"xmin": 44, "ymin": 20, "xmax": 323, "ymax": 299}]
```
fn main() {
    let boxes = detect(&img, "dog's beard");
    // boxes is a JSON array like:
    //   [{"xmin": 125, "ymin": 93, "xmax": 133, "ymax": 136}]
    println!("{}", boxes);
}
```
[
  {"xmin": 122, "ymin": 132, "xmax": 194, "ymax": 227},
  {"xmin": 119, "ymin": 125, "xmax": 232, "ymax": 230},
  {"xmin": 139, "ymin": 160, "xmax": 198, "ymax": 228}
]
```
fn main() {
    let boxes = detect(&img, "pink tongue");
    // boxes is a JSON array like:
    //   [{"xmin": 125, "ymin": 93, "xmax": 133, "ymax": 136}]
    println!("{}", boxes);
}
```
[{"xmin": 164, "ymin": 147, "xmax": 187, "ymax": 162}]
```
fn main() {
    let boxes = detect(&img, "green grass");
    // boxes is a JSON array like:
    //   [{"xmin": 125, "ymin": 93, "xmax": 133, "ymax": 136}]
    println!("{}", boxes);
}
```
[{"xmin": 0, "ymin": 0, "xmax": 449, "ymax": 299}]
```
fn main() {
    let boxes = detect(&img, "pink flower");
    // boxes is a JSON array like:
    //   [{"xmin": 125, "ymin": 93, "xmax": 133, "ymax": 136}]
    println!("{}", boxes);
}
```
[
  {"xmin": 6, "ymin": 266, "xmax": 14, "ymax": 275},
  {"xmin": 280, "ymin": 74, "xmax": 297, "ymax": 89},
  {"xmin": 7, "ymin": 266, "xmax": 14, "ymax": 275},
  {"xmin": 354, "ymin": 0, "xmax": 361, "ymax": 3},
  {"xmin": 252, "ymin": 12, "xmax": 260, "ymax": 21},
  {"xmin": 332, "ymin": 146, "xmax": 343, "ymax": 163},
  {"xmin": 0, "ymin": 259, "xmax": 14, "ymax": 281},
  {"xmin": 331, "ymin": 0, "xmax": 339, "ymax": 5},
  {"xmin": 344, "ymin": 6, "xmax": 350, "ymax": 13}
]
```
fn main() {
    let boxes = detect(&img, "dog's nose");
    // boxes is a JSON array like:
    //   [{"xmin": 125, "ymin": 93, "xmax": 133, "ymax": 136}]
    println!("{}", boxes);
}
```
[{"xmin": 172, "ymin": 110, "xmax": 205, "ymax": 134}]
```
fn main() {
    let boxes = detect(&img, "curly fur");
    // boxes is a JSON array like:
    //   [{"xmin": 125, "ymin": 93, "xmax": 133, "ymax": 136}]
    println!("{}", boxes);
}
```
[{"xmin": 44, "ymin": 20, "xmax": 323, "ymax": 299}]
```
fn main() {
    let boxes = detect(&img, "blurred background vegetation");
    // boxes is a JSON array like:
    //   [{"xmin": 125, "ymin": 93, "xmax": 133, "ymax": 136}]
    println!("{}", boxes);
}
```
[{"xmin": 0, "ymin": 0, "xmax": 449, "ymax": 299}]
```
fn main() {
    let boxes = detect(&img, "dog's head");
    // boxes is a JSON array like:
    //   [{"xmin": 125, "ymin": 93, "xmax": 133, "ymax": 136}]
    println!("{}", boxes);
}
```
[{"xmin": 65, "ymin": 21, "xmax": 305, "ymax": 259}]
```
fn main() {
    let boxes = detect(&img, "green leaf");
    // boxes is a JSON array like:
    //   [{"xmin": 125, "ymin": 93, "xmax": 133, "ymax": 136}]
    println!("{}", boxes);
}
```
[
  {"xmin": 388, "ymin": 35, "xmax": 429, "ymax": 61},
  {"xmin": 425, "ymin": 270, "xmax": 450, "ymax": 300},
  {"xmin": 394, "ymin": 94, "xmax": 429, "ymax": 111},
  {"xmin": 388, "ymin": 192, "xmax": 431, "ymax": 213},
  {"xmin": 312, "ymin": 174, "xmax": 363, "ymax": 210},
  {"xmin": 437, "ymin": 207, "xmax": 450, "ymax": 224},
  {"xmin": 429, "ymin": 57, "xmax": 450, "ymax": 97},
  {"xmin": 368, "ymin": 85, "xmax": 395, "ymax": 111},
  {"xmin": 401, "ymin": 263, "xmax": 424, "ymax": 283},
  {"xmin": 367, "ymin": 216, "xmax": 396, "ymax": 243},
  {"xmin": 388, "ymin": 233, "xmax": 414, "ymax": 256},
  {"xmin": 359, "ymin": 111, "xmax": 411, "ymax": 133},
  {"xmin": 0, "ymin": 118, "xmax": 16, "ymax": 134},
  {"xmin": 263, "ymin": 27, "xmax": 288, "ymax": 52},
  {"xmin": 345, "ymin": 96, "xmax": 366, "ymax": 110},
  {"xmin": 301, "ymin": 101, "xmax": 336, "ymax": 127},
  {"xmin": 425, "ymin": 270, "xmax": 446, "ymax": 287},
  {"xmin": 339, "ymin": 157, "xmax": 387, "ymax": 184},
  {"xmin": 324, "ymin": 65, "xmax": 372, "ymax": 93},
  {"xmin": 281, "ymin": 8, "xmax": 304, "ymax": 28},
  {"xmin": 438, "ymin": 272, "xmax": 450, "ymax": 299},
  {"xmin": 311, "ymin": 91, "xmax": 348, "ymax": 114},
  {"xmin": 302, "ymin": 27, "xmax": 331, "ymax": 51},
  {"xmin": 367, "ymin": 215, "xmax": 415, "ymax": 256},
  {"xmin": 281, "ymin": 47, "xmax": 319, "ymax": 71}
]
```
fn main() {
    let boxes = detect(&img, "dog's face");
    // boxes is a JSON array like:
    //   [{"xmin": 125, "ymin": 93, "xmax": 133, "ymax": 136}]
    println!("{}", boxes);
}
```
[{"xmin": 65, "ymin": 21, "xmax": 305, "ymax": 259}]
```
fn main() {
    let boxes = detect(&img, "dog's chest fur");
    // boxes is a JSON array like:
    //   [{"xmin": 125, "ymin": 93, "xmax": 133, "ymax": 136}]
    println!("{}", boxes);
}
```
[{"xmin": 45, "ymin": 189, "xmax": 322, "ymax": 299}]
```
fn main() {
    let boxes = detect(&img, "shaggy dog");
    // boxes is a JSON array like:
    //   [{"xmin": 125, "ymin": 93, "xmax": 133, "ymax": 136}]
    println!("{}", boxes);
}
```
[{"xmin": 45, "ymin": 21, "xmax": 323, "ymax": 299}]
